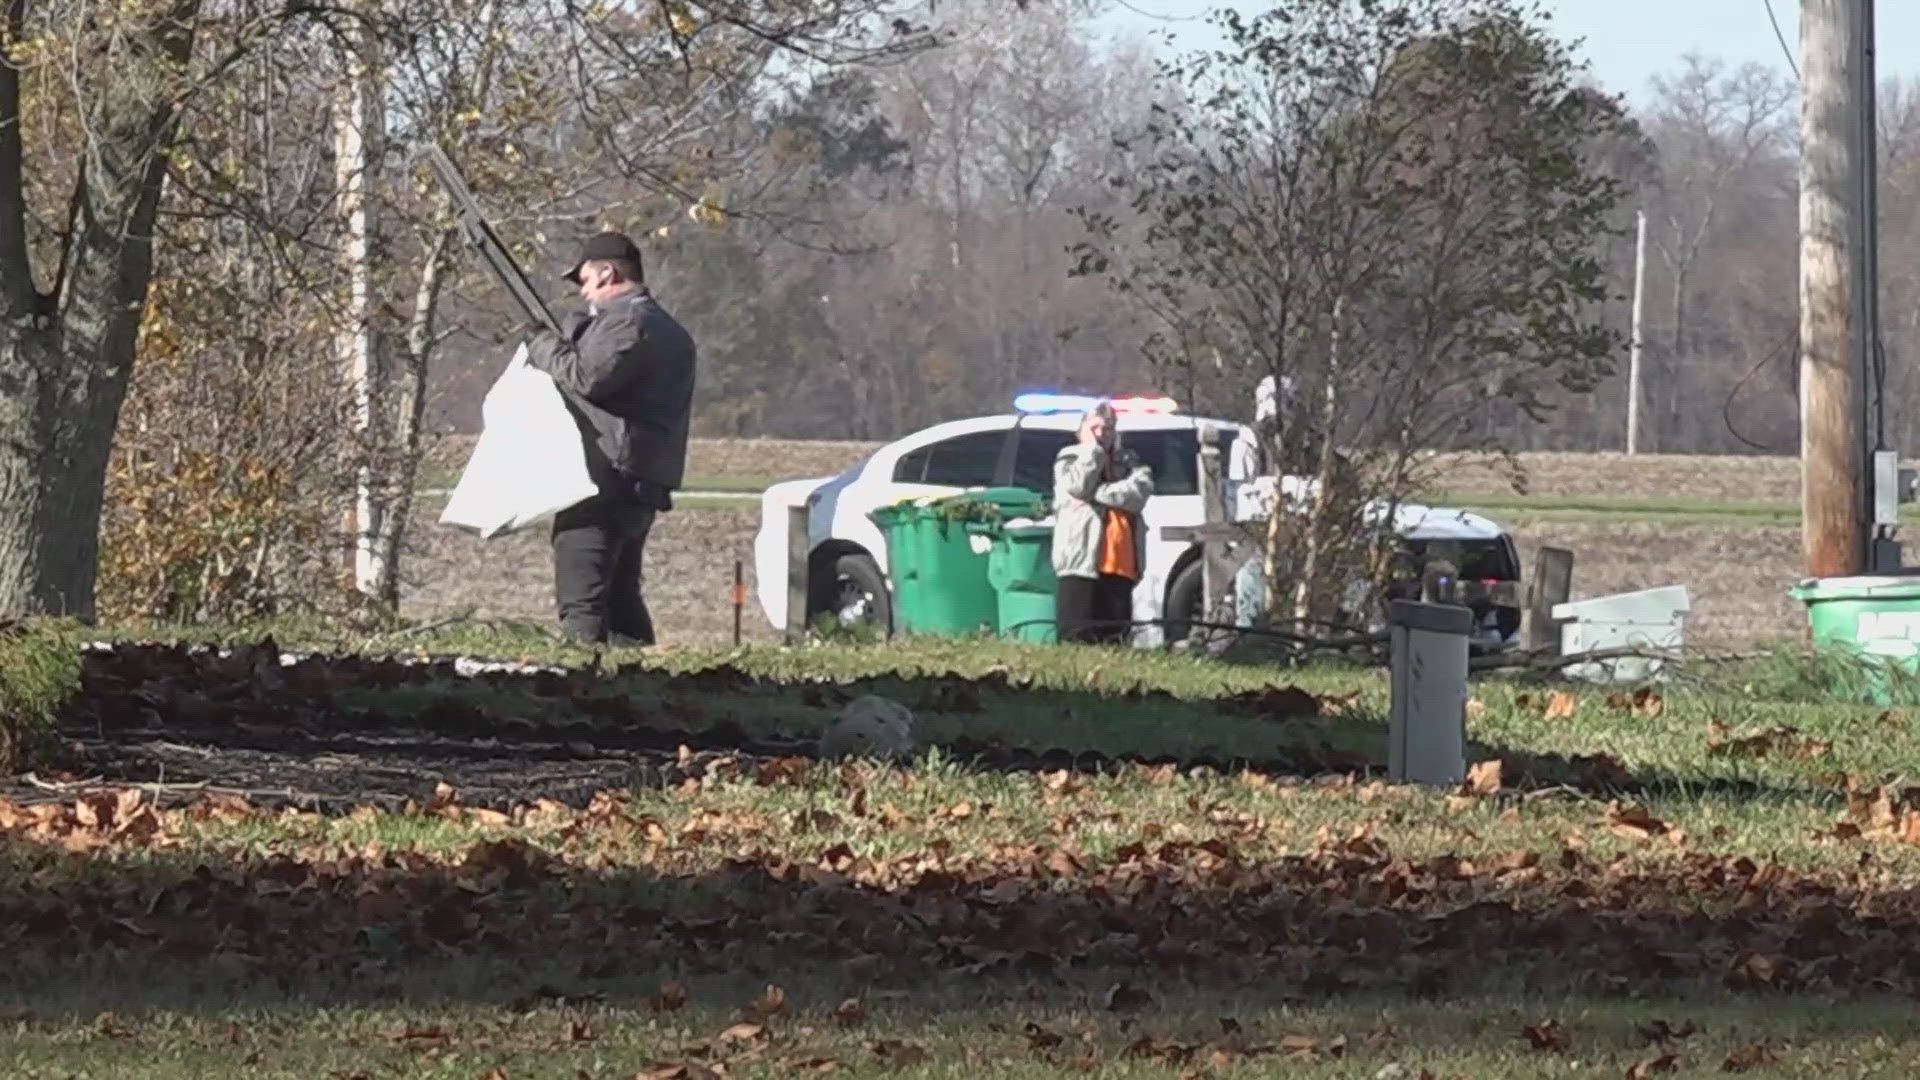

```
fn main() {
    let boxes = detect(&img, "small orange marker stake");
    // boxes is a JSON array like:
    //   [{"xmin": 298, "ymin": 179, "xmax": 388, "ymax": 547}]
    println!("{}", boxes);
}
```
[{"xmin": 732, "ymin": 559, "xmax": 745, "ymax": 645}]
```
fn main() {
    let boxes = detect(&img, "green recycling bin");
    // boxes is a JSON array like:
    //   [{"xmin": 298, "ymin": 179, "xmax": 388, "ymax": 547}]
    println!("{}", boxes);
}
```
[
  {"xmin": 870, "ymin": 488, "xmax": 1043, "ymax": 636},
  {"xmin": 1789, "ymin": 575, "xmax": 1920, "ymax": 703},
  {"xmin": 984, "ymin": 523, "xmax": 1058, "ymax": 643}
]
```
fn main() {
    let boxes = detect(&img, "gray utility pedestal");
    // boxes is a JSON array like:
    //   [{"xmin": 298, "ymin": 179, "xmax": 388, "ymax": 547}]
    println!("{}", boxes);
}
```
[{"xmin": 1388, "ymin": 599, "xmax": 1471, "ymax": 787}]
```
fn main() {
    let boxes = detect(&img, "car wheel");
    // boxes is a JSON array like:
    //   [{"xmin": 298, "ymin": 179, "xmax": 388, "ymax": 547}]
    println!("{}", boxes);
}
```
[
  {"xmin": 1163, "ymin": 557, "xmax": 1203, "ymax": 644},
  {"xmin": 818, "ymin": 553, "xmax": 891, "ymax": 636}
]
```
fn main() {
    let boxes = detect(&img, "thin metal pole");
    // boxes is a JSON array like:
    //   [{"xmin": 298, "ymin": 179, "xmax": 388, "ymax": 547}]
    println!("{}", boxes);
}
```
[{"xmin": 1627, "ymin": 208, "xmax": 1647, "ymax": 455}]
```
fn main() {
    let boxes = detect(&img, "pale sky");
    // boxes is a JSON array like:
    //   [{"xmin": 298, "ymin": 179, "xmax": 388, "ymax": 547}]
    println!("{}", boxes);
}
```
[{"xmin": 1095, "ymin": 1, "xmax": 1920, "ymax": 106}]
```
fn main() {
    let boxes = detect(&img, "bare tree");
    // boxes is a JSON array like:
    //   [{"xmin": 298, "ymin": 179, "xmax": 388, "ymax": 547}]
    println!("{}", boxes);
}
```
[{"xmin": 1075, "ymin": 0, "xmax": 1627, "ymax": 624}]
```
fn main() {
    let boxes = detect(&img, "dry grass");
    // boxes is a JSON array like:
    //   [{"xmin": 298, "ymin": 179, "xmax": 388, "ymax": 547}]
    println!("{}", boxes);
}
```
[
  {"xmin": 1507, "ymin": 517, "xmax": 1807, "ymax": 650},
  {"xmin": 1429, "ymin": 451, "xmax": 1805, "ymax": 504},
  {"xmin": 422, "ymin": 434, "xmax": 880, "ymax": 490},
  {"xmin": 398, "ymin": 502, "xmax": 1809, "ymax": 651},
  {"xmin": 402, "ymin": 502, "xmax": 775, "ymax": 645},
  {"xmin": 404, "ymin": 444, "xmax": 1825, "ymax": 650}
]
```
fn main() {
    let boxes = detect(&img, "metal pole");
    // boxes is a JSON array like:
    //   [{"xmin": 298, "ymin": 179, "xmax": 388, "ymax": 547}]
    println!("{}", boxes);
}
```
[
  {"xmin": 733, "ymin": 559, "xmax": 744, "ymax": 647},
  {"xmin": 1800, "ymin": 0, "xmax": 1870, "ymax": 578},
  {"xmin": 1627, "ymin": 207, "xmax": 1647, "ymax": 456}
]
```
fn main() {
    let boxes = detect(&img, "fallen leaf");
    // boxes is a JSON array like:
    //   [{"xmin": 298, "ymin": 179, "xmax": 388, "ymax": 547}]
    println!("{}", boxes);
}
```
[
  {"xmin": 391, "ymin": 1023, "xmax": 452, "ymax": 1049},
  {"xmin": 1722, "ymin": 1042, "xmax": 1780, "ymax": 1073},
  {"xmin": 1521, "ymin": 1020, "xmax": 1568, "ymax": 1053},
  {"xmin": 1606, "ymin": 801, "xmax": 1669, "ymax": 840},
  {"xmin": 1635, "ymin": 1019, "xmax": 1698, "ymax": 1045},
  {"xmin": 1606, "ymin": 687, "xmax": 1665, "ymax": 717},
  {"xmin": 718, "ymin": 1022, "xmax": 765, "ymax": 1044},
  {"xmin": 652, "ymin": 982, "xmax": 688, "ymax": 1013},
  {"xmin": 1041, "ymin": 770, "xmax": 1085, "ymax": 797},
  {"xmin": 868, "ymin": 1040, "xmax": 931, "ymax": 1069},
  {"xmin": 757, "ymin": 757, "xmax": 811, "ymax": 786},
  {"xmin": 1274, "ymin": 1033, "xmax": 1345, "ymax": 1060},
  {"xmin": 1626, "ymin": 1052, "xmax": 1681, "ymax": 1078},
  {"xmin": 1709, "ymin": 723, "xmax": 1832, "ymax": 760},
  {"xmin": 1025, "ymin": 1022, "xmax": 1065, "ymax": 1050},
  {"xmin": 643, "ymin": 1064, "xmax": 721, "ymax": 1080},
  {"xmin": 788, "ymin": 1057, "xmax": 839, "ymax": 1073},
  {"xmin": 832, "ymin": 997, "xmax": 865, "ymax": 1028},
  {"xmin": 1545, "ymin": 691, "xmax": 1577, "ymax": 720},
  {"xmin": 568, "ymin": 1018, "xmax": 594, "ymax": 1043},
  {"xmin": 744, "ymin": 984, "xmax": 787, "ymax": 1022},
  {"xmin": 1466, "ymin": 759, "xmax": 1502, "ymax": 796}
]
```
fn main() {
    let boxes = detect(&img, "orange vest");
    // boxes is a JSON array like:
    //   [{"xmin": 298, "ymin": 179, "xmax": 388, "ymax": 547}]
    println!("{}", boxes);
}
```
[{"xmin": 1097, "ymin": 454, "xmax": 1140, "ymax": 580}]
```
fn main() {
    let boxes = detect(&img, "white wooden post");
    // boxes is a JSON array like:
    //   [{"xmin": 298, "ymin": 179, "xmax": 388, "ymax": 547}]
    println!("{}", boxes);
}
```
[
  {"xmin": 1197, "ymin": 423, "xmax": 1229, "ymax": 633},
  {"xmin": 786, "ymin": 504, "xmax": 810, "ymax": 644}
]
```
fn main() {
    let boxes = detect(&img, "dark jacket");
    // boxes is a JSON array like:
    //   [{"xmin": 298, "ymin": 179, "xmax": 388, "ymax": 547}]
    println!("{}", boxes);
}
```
[{"xmin": 527, "ymin": 288, "xmax": 697, "ymax": 494}]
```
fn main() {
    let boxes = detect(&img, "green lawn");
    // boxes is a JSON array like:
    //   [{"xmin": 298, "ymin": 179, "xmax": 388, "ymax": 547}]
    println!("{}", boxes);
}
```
[{"xmin": 8, "ymin": 624, "xmax": 1920, "ymax": 1077}]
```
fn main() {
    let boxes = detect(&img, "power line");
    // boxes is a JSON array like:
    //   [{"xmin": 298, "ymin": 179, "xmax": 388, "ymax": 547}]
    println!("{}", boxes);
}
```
[
  {"xmin": 1764, "ymin": 0, "xmax": 1800, "ymax": 79},
  {"xmin": 1110, "ymin": 0, "xmax": 1203, "ymax": 21}
]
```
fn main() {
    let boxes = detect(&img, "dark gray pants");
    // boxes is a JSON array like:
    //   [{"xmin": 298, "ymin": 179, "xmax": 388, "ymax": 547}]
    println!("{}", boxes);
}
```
[
  {"xmin": 552, "ymin": 494, "xmax": 657, "ymax": 646},
  {"xmin": 1055, "ymin": 573, "xmax": 1135, "ymax": 645}
]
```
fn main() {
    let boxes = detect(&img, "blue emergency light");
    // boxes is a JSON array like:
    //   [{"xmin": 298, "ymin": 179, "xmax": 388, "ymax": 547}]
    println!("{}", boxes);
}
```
[{"xmin": 1013, "ymin": 392, "xmax": 1179, "ymax": 415}]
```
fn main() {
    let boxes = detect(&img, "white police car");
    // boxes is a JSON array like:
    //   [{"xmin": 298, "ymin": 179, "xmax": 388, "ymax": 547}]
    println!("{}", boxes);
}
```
[{"xmin": 752, "ymin": 393, "xmax": 1522, "ymax": 647}]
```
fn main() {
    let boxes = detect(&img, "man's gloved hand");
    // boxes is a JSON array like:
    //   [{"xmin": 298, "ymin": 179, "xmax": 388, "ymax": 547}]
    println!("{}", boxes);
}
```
[{"xmin": 524, "ymin": 328, "xmax": 558, "ymax": 371}]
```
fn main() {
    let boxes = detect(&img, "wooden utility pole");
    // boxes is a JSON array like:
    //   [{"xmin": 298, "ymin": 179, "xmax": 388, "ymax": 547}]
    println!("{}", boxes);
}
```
[
  {"xmin": 1626, "ymin": 208, "xmax": 1647, "ymax": 456},
  {"xmin": 1799, "ymin": 0, "xmax": 1870, "ymax": 579}
]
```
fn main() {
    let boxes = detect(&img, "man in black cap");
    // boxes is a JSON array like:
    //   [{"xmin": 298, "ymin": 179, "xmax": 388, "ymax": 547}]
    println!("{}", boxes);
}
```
[{"xmin": 525, "ymin": 230, "xmax": 698, "ymax": 646}]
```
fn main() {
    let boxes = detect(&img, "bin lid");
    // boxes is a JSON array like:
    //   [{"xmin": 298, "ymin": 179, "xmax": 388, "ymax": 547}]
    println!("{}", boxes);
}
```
[
  {"xmin": 1788, "ymin": 575, "xmax": 1920, "ymax": 602},
  {"xmin": 949, "ymin": 486, "xmax": 1047, "ymax": 509}
]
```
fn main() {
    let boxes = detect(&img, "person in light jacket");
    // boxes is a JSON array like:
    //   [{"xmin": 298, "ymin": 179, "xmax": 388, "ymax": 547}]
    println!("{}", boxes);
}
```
[{"xmin": 1051, "ymin": 401, "xmax": 1155, "ymax": 644}]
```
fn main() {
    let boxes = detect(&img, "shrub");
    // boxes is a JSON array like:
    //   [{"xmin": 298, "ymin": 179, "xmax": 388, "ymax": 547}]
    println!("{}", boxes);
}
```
[{"xmin": 0, "ymin": 619, "xmax": 80, "ymax": 774}]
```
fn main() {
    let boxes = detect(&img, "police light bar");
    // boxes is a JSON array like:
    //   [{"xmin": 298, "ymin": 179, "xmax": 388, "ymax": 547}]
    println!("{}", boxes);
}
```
[{"xmin": 1014, "ymin": 392, "xmax": 1179, "ymax": 415}]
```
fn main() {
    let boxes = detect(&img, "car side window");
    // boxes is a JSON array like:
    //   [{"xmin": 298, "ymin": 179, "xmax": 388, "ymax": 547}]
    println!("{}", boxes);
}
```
[
  {"xmin": 1012, "ymin": 430, "xmax": 1075, "ymax": 494},
  {"xmin": 1119, "ymin": 428, "xmax": 1238, "ymax": 497},
  {"xmin": 892, "ymin": 431, "xmax": 1007, "ymax": 487},
  {"xmin": 1121, "ymin": 430, "xmax": 1194, "ymax": 496}
]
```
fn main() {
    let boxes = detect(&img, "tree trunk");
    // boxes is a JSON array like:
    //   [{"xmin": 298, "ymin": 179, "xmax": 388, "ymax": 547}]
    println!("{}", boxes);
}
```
[
  {"xmin": 0, "ymin": 327, "xmax": 124, "ymax": 618},
  {"xmin": 0, "ymin": 0, "xmax": 200, "ymax": 620},
  {"xmin": 335, "ymin": 6, "xmax": 391, "ymax": 601},
  {"xmin": 372, "ymin": 229, "xmax": 454, "ymax": 607},
  {"xmin": 1289, "ymin": 296, "xmax": 1346, "ymax": 627}
]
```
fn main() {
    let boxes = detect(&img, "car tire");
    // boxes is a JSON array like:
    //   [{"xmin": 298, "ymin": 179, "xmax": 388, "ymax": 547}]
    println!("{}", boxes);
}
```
[
  {"xmin": 814, "ymin": 552, "xmax": 891, "ymax": 636},
  {"xmin": 1163, "ymin": 557, "xmax": 1203, "ymax": 644}
]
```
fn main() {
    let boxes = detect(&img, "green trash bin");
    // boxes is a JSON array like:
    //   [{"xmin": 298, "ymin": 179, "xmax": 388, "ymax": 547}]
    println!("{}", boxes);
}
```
[
  {"xmin": 984, "ymin": 522, "xmax": 1058, "ymax": 643},
  {"xmin": 870, "ymin": 488, "xmax": 1043, "ymax": 636},
  {"xmin": 1788, "ymin": 575, "xmax": 1920, "ymax": 703}
]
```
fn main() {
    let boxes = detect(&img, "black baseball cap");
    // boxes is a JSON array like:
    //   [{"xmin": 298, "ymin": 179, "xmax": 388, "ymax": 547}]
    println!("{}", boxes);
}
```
[{"xmin": 564, "ymin": 231, "xmax": 644, "ymax": 284}]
